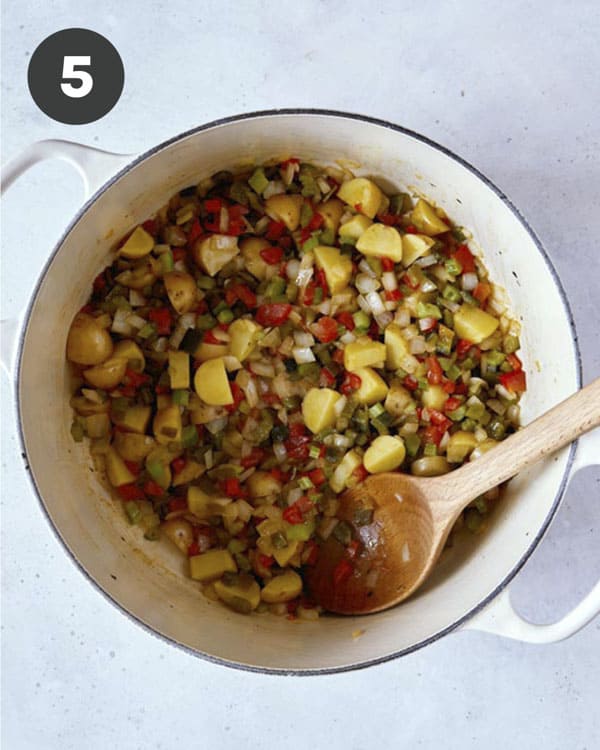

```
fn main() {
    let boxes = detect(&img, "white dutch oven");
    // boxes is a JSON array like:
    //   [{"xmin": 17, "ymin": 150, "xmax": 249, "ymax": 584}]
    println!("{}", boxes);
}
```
[{"xmin": 2, "ymin": 110, "xmax": 599, "ymax": 674}]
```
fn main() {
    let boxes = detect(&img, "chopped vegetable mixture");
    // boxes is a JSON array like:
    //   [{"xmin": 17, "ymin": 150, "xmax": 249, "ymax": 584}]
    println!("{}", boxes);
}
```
[{"xmin": 67, "ymin": 159, "xmax": 526, "ymax": 618}]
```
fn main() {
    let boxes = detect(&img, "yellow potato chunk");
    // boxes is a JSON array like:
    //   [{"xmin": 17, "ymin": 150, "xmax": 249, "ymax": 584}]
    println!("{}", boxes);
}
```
[
  {"xmin": 193, "ymin": 235, "xmax": 240, "ymax": 276},
  {"xmin": 356, "ymin": 224, "xmax": 403, "ymax": 262},
  {"xmin": 187, "ymin": 486, "xmax": 231, "ymax": 518},
  {"xmin": 384, "ymin": 382, "xmax": 414, "ymax": 417},
  {"xmin": 115, "ymin": 258, "xmax": 159, "ymax": 289},
  {"xmin": 194, "ymin": 357, "xmax": 233, "ymax": 406},
  {"xmin": 163, "ymin": 271, "xmax": 197, "ymax": 314},
  {"xmin": 168, "ymin": 350, "xmax": 190, "ymax": 390},
  {"xmin": 105, "ymin": 447, "xmax": 136, "ymax": 487},
  {"xmin": 330, "ymin": 449, "xmax": 363, "ymax": 493},
  {"xmin": 344, "ymin": 338, "xmax": 387, "ymax": 372},
  {"xmin": 113, "ymin": 432, "xmax": 156, "ymax": 463},
  {"xmin": 111, "ymin": 405, "xmax": 152, "ymax": 434},
  {"xmin": 314, "ymin": 245, "xmax": 353, "ymax": 294},
  {"xmin": 172, "ymin": 460, "xmax": 204, "ymax": 486},
  {"xmin": 228, "ymin": 319, "xmax": 262, "ymax": 362},
  {"xmin": 337, "ymin": 178, "xmax": 383, "ymax": 219},
  {"xmin": 446, "ymin": 431, "xmax": 478, "ymax": 463},
  {"xmin": 454, "ymin": 304, "xmax": 499, "ymax": 344},
  {"xmin": 410, "ymin": 199, "xmax": 449, "ymax": 236},
  {"xmin": 363, "ymin": 435, "xmax": 406, "ymax": 473},
  {"xmin": 247, "ymin": 470, "xmax": 283, "ymax": 499},
  {"xmin": 317, "ymin": 198, "xmax": 344, "ymax": 233},
  {"xmin": 422, "ymin": 385, "xmax": 449, "ymax": 411},
  {"xmin": 265, "ymin": 194, "xmax": 303, "ymax": 231},
  {"xmin": 153, "ymin": 405, "xmax": 182, "ymax": 445},
  {"xmin": 354, "ymin": 367, "xmax": 389, "ymax": 405},
  {"xmin": 214, "ymin": 573, "xmax": 261, "ymax": 613},
  {"xmin": 302, "ymin": 387, "xmax": 343, "ymax": 434},
  {"xmin": 338, "ymin": 214, "xmax": 372, "ymax": 243},
  {"xmin": 240, "ymin": 237, "xmax": 271, "ymax": 280},
  {"xmin": 84, "ymin": 413, "xmax": 110, "ymax": 439},
  {"xmin": 470, "ymin": 439, "xmax": 498, "ymax": 461},
  {"xmin": 194, "ymin": 342, "xmax": 229, "ymax": 362},
  {"xmin": 83, "ymin": 356, "xmax": 127, "ymax": 390},
  {"xmin": 260, "ymin": 570, "xmax": 303, "ymax": 604},
  {"xmin": 402, "ymin": 233, "xmax": 436, "ymax": 267},
  {"xmin": 113, "ymin": 339, "xmax": 145, "ymax": 372},
  {"xmin": 118, "ymin": 226, "xmax": 155, "ymax": 259},
  {"xmin": 66, "ymin": 313, "xmax": 114, "ymax": 365},
  {"xmin": 384, "ymin": 324, "xmax": 410, "ymax": 369},
  {"xmin": 189, "ymin": 549, "xmax": 237, "ymax": 583}
]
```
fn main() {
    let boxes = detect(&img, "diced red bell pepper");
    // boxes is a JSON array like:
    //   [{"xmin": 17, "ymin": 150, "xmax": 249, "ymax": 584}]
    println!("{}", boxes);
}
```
[
  {"xmin": 336, "ymin": 311, "xmax": 355, "ymax": 331},
  {"xmin": 172, "ymin": 247, "xmax": 187, "ymax": 263},
  {"xmin": 203, "ymin": 329, "xmax": 222, "ymax": 345},
  {"xmin": 473, "ymin": 282, "xmax": 492, "ymax": 305},
  {"xmin": 221, "ymin": 478, "xmax": 245, "ymax": 498},
  {"xmin": 280, "ymin": 157, "xmax": 300, "ymax": 168},
  {"xmin": 367, "ymin": 319, "xmax": 380, "ymax": 339},
  {"xmin": 442, "ymin": 379, "xmax": 456, "ymax": 394},
  {"xmin": 456, "ymin": 339, "xmax": 473, "ymax": 358},
  {"xmin": 92, "ymin": 271, "xmax": 107, "ymax": 291},
  {"xmin": 117, "ymin": 484, "xmax": 145, "ymax": 501},
  {"xmin": 499, "ymin": 370, "xmax": 527, "ymax": 393},
  {"xmin": 187, "ymin": 218, "xmax": 203, "ymax": 244},
  {"xmin": 265, "ymin": 220, "xmax": 286, "ymax": 241},
  {"xmin": 241, "ymin": 447, "xmax": 265, "ymax": 468},
  {"xmin": 340, "ymin": 372, "xmax": 362, "ymax": 395},
  {"xmin": 444, "ymin": 396, "xmax": 462, "ymax": 413},
  {"xmin": 315, "ymin": 268, "xmax": 328, "ymax": 293},
  {"xmin": 353, "ymin": 464, "xmax": 369, "ymax": 483},
  {"xmin": 123, "ymin": 460, "xmax": 141, "ymax": 476},
  {"xmin": 426, "ymin": 356, "xmax": 443, "ymax": 385},
  {"xmin": 125, "ymin": 368, "xmax": 150, "ymax": 389},
  {"xmin": 308, "ymin": 211, "xmax": 324, "ymax": 231},
  {"xmin": 333, "ymin": 559, "xmax": 353, "ymax": 587},
  {"xmin": 404, "ymin": 224, "xmax": 417, "ymax": 234},
  {"xmin": 378, "ymin": 214, "xmax": 399, "ymax": 227},
  {"xmin": 187, "ymin": 541, "xmax": 200, "ymax": 557},
  {"xmin": 403, "ymin": 374, "xmax": 419, "ymax": 391},
  {"xmin": 308, "ymin": 468, "xmax": 326, "ymax": 487},
  {"xmin": 256, "ymin": 303, "xmax": 292, "ymax": 326},
  {"xmin": 354, "ymin": 203, "xmax": 362, "ymax": 213},
  {"xmin": 380, "ymin": 257, "xmax": 396, "ymax": 271},
  {"xmin": 148, "ymin": 307, "xmax": 172, "ymax": 335},
  {"xmin": 260, "ymin": 245, "xmax": 284, "ymax": 265},
  {"xmin": 204, "ymin": 198, "xmax": 222, "ymax": 213},
  {"xmin": 454, "ymin": 381, "xmax": 468, "ymax": 395},
  {"xmin": 168, "ymin": 497, "xmax": 188, "ymax": 512},
  {"xmin": 385, "ymin": 289, "xmax": 402, "ymax": 302},
  {"xmin": 142, "ymin": 219, "xmax": 158, "ymax": 236},
  {"xmin": 402, "ymin": 272, "xmax": 420, "ymax": 290},
  {"xmin": 258, "ymin": 553, "xmax": 274, "ymax": 569},
  {"xmin": 506, "ymin": 353, "xmax": 523, "ymax": 371},
  {"xmin": 423, "ymin": 425, "xmax": 446, "ymax": 446},
  {"xmin": 282, "ymin": 504, "xmax": 303, "ymax": 525},
  {"xmin": 429, "ymin": 410, "xmax": 452, "ymax": 432},
  {"xmin": 262, "ymin": 392, "xmax": 281, "ymax": 406},
  {"xmin": 452, "ymin": 244, "xmax": 476, "ymax": 273},
  {"xmin": 302, "ymin": 282, "xmax": 316, "ymax": 306},
  {"xmin": 171, "ymin": 456, "xmax": 187, "ymax": 475},
  {"xmin": 312, "ymin": 316, "xmax": 339, "ymax": 343},
  {"xmin": 269, "ymin": 467, "xmax": 286, "ymax": 483},
  {"xmin": 295, "ymin": 495, "xmax": 314, "ymax": 514},
  {"xmin": 155, "ymin": 384, "xmax": 170, "ymax": 394},
  {"xmin": 346, "ymin": 539, "xmax": 361, "ymax": 560},
  {"xmin": 304, "ymin": 540, "xmax": 319, "ymax": 566},
  {"xmin": 319, "ymin": 367, "xmax": 336, "ymax": 387},
  {"xmin": 143, "ymin": 480, "xmax": 165, "ymax": 498},
  {"xmin": 225, "ymin": 382, "xmax": 244, "ymax": 414},
  {"xmin": 332, "ymin": 349, "xmax": 345, "ymax": 365}
]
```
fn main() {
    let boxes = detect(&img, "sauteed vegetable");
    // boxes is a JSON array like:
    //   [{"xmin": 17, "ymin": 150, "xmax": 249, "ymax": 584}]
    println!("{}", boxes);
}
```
[{"xmin": 67, "ymin": 159, "xmax": 526, "ymax": 618}]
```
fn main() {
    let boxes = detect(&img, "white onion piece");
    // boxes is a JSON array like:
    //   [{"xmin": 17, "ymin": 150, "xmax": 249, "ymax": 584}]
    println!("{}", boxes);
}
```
[
  {"xmin": 206, "ymin": 417, "xmax": 228, "ymax": 434},
  {"xmin": 319, "ymin": 518, "xmax": 339, "ymax": 541},
  {"xmin": 81, "ymin": 388, "xmax": 103, "ymax": 403},
  {"xmin": 111, "ymin": 309, "xmax": 133, "ymax": 336},
  {"xmin": 461, "ymin": 272, "xmax": 479, "ymax": 291},
  {"xmin": 415, "ymin": 255, "xmax": 437, "ymax": 268},
  {"xmin": 333, "ymin": 434, "xmax": 352, "ymax": 449},
  {"xmin": 242, "ymin": 376, "xmax": 259, "ymax": 408},
  {"xmin": 294, "ymin": 330, "xmax": 315, "ymax": 347},
  {"xmin": 488, "ymin": 298, "xmax": 507, "ymax": 315},
  {"xmin": 394, "ymin": 308, "xmax": 411, "ymax": 328},
  {"xmin": 487, "ymin": 398, "xmax": 506, "ymax": 415},
  {"xmin": 286, "ymin": 259, "xmax": 300, "ymax": 281},
  {"xmin": 219, "ymin": 207, "xmax": 229, "ymax": 233},
  {"xmin": 287, "ymin": 487, "xmax": 304, "ymax": 504},
  {"xmin": 250, "ymin": 361, "xmax": 275, "ymax": 378},
  {"xmin": 334, "ymin": 395, "xmax": 348, "ymax": 417},
  {"xmin": 169, "ymin": 326, "xmax": 187, "ymax": 350},
  {"xmin": 213, "ymin": 329, "xmax": 230, "ymax": 343},
  {"xmin": 204, "ymin": 449, "xmax": 214, "ymax": 470},
  {"xmin": 381, "ymin": 272, "xmax": 397, "ymax": 291},
  {"xmin": 356, "ymin": 273, "xmax": 380, "ymax": 294},
  {"xmin": 223, "ymin": 356, "xmax": 242, "ymax": 372},
  {"xmin": 358, "ymin": 259, "xmax": 377, "ymax": 278},
  {"xmin": 507, "ymin": 404, "xmax": 520, "ymax": 423},
  {"xmin": 418, "ymin": 317, "xmax": 437, "ymax": 332},
  {"xmin": 375, "ymin": 312, "xmax": 393, "ymax": 329},
  {"xmin": 292, "ymin": 346, "xmax": 316, "ymax": 364},
  {"xmin": 421, "ymin": 279, "xmax": 438, "ymax": 293},
  {"xmin": 496, "ymin": 384, "xmax": 517, "ymax": 401},
  {"xmin": 263, "ymin": 180, "xmax": 286, "ymax": 199},
  {"xmin": 439, "ymin": 431, "xmax": 450, "ymax": 451},
  {"xmin": 180, "ymin": 312, "xmax": 196, "ymax": 330},
  {"xmin": 357, "ymin": 294, "xmax": 371, "ymax": 314},
  {"xmin": 315, "ymin": 299, "xmax": 332, "ymax": 316},
  {"xmin": 129, "ymin": 289, "xmax": 146, "ymax": 307},
  {"xmin": 126, "ymin": 313, "xmax": 147, "ymax": 330},
  {"xmin": 444, "ymin": 300, "xmax": 460, "ymax": 313},
  {"xmin": 339, "ymin": 331, "xmax": 356, "ymax": 345},
  {"xmin": 173, "ymin": 260, "xmax": 186, "ymax": 273},
  {"xmin": 366, "ymin": 291, "xmax": 385, "ymax": 316},
  {"xmin": 474, "ymin": 426, "xmax": 488, "ymax": 443},
  {"xmin": 409, "ymin": 336, "xmax": 427, "ymax": 355},
  {"xmin": 273, "ymin": 441, "xmax": 288, "ymax": 463},
  {"xmin": 153, "ymin": 337, "xmax": 168, "ymax": 352}
]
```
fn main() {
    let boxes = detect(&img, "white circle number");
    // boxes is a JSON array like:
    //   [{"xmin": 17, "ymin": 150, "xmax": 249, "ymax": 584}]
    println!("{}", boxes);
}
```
[{"xmin": 60, "ymin": 56, "xmax": 93, "ymax": 98}]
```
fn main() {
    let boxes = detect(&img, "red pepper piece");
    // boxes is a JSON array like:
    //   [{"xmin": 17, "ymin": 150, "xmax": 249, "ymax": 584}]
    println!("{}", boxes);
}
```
[
  {"xmin": 187, "ymin": 541, "xmax": 200, "ymax": 557},
  {"xmin": 442, "ymin": 379, "xmax": 456, "ymax": 394},
  {"xmin": 117, "ymin": 484, "xmax": 145, "ymax": 501},
  {"xmin": 319, "ymin": 367, "xmax": 336, "ymax": 387},
  {"xmin": 259, "ymin": 245, "xmax": 284, "ymax": 265},
  {"xmin": 426, "ymin": 356, "xmax": 443, "ymax": 385},
  {"xmin": 353, "ymin": 464, "xmax": 369, "ymax": 483},
  {"xmin": 404, "ymin": 224, "xmax": 417, "ymax": 234},
  {"xmin": 315, "ymin": 268, "xmax": 328, "ymax": 293},
  {"xmin": 385, "ymin": 289, "xmax": 402, "ymax": 302},
  {"xmin": 225, "ymin": 382, "xmax": 244, "ymax": 414},
  {"xmin": 456, "ymin": 339, "xmax": 473, "ymax": 358},
  {"xmin": 258, "ymin": 553, "xmax": 275, "ymax": 569},
  {"xmin": 312, "ymin": 316, "xmax": 339, "ymax": 343},
  {"xmin": 308, "ymin": 211, "xmax": 324, "ymax": 231},
  {"xmin": 92, "ymin": 271, "xmax": 107, "ymax": 291},
  {"xmin": 202, "ymin": 329, "xmax": 221, "ymax": 345},
  {"xmin": 308, "ymin": 468, "xmax": 326, "ymax": 487},
  {"xmin": 241, "ymin": 447, "xmax": 265, "ymax": 468},
  {"xmin": 346, "ymin": 539, "xmax": 361, "ymax": 560},
  {"xmin": 340, "ymin": 372, "xmax": 362, "ymax": 395},
  {"xmin": 187, "ymin": 218, "xmax": 202, "ymax": 244},
  {"xmin": 148, "ymin": 307, "xmax": 172, "ymax": 335},
  {"xmin": 333, "ymin": 559, "xmax": 353, "ymax": 587},
  {"xmin": 430, "ymin": 409, "xmax": 452, "ymax": 432},
  {"xmin": 125, "ymin": 368, "xmax": 150, "ymax": 389},
  {"xmin": 452, "ymin": 244, "xmax": 476, "ymax": 273},
  {"xmin": 499, "ymin": 370, "xmax": 527, "ymax": 393},
  {"xmin": 332, "ymin": 349, "xmax": 345, "ymax": 365},
  {"xmin": 473, "ymin": 282, "xmax": 492, "ymax": 306},
  {"xmin": 282, "ymin": 504, "xmax": 303, "ymax": 525},
  {"xmin": 444, "ymin": 396, "xmax": 462, "ymax": 413},
  {"xmin": 295, "ymin": 495, "xmax": 314, "ymax": 514},
  {"xmin": 123, "ymin": 460, "xmax": 141, "ymax": 476},
  {"xmin": 143, "ymin": 480, "xmax": 165, "ymax": 498},
  {"xmin": 304, "ymin": 540, "xmax": 319, "ymax": 566},
  {"xmin": 142, "ymin": 219, "xmax": 157, "ymax": 236},
  {"xmin": 204, "ymin": 198, "xmax": 222, "ymax": 213},
  {"xmin": 265, "ymin": 220, "xmax": 286, "ymax": 241},
  {"xmin": 336, "ymin": 311, "xmax": 355, "ymax": 331},
  {"xmin": 221, "ymin": 478, "xmax": 245, "ymax": 498},
  {"xmin": 378, "ymin": 214, "xmax": 399, "ymax": 227},
  {"xmin": 380, "ymin": 257, "xmax": 395, "ymax": 271},
  {"xmin": 506, "ymin": 353, "xmax": 523, "ymax": 371},
  {"xmin": 168, "ymin": 497, "xmax": 188, "ymax": 512},
  {"xmin": 302, "ymin": 282, "xmax": 316, "ymax": 306},
  {"xmin": 423, "ymin": 425, "xmax": 445, "ymax": 446},
  {"xmin": 171, "ymin": 456, "xmax": 187, "ymax": 474},
  {"xmin": 256, "ymin": 303, "xmax": 292, "ymax": 326},
  {"xmin": 403, "ymin": 375, "xmax": 419, "ymax": 391}
]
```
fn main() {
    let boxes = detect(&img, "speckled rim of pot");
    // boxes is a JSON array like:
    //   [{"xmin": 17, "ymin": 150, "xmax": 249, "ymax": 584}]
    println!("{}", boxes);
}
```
[{"xmin": 14, "ymin": 108, "xmax": 582, "ymax": 676}]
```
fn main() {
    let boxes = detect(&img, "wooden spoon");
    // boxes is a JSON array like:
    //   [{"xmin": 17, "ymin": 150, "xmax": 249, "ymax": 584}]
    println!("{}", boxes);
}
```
[{"xmin": 306, "ymin": 378, "xmax": 600, "ymax": 615}]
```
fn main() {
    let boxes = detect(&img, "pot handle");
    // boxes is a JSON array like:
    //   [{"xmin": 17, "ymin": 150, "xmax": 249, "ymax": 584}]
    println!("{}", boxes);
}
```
[
  {"xmin": 463, "ymin": 428, "xmax": 600, "ymax": 643},
  {"xmin": 1, "ymin": 140, "xmax": 133, "ymax": 377}
]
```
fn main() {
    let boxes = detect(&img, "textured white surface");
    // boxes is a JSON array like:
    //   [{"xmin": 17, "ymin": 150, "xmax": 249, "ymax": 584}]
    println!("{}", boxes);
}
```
[{"xmin": 1, "ymin": 1, "xmax": 599, "ymax": 748}]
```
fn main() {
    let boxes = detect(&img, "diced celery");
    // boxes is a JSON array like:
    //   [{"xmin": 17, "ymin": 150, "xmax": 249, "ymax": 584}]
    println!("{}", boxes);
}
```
[
  {"xmin": 248, "ymin": 168, "xmax": 269, "ymax": 195},
  {"xmin": 217, "ymin": 308, "xmax": 234, "ymax": 324}
]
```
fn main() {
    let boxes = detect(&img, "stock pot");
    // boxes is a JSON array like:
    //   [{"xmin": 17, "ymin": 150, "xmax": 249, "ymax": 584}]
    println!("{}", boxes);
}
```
[{"xmin": 2, "ymin": 110, "xmax": 599, "ymax": 673}]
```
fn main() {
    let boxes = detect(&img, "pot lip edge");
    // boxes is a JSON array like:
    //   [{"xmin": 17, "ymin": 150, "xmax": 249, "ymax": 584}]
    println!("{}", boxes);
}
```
[{"xmin": 12, "ymin": 107, "xmax": 582, "ymax": 675}]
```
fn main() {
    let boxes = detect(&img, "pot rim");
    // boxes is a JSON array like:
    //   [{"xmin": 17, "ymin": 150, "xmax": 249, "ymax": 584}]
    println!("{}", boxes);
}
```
[{"xmin": 14, "ymin": 108, "xmax": 582, "ymax": 675}]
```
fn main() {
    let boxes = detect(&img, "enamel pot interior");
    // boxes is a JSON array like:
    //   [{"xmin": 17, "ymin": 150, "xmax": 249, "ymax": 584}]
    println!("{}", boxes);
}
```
[{"xmin": 18, "ymin": 112, "xmax": 578, "ymax": 673}]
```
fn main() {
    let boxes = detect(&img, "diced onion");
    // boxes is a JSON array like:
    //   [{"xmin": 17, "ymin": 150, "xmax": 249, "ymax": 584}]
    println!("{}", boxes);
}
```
[
  {"xmin": 409, "ymin": 336, "xmax": 427, "ymax": 355},
  {"xmin": 111, "ymin": 309, "xmax": 133, "ymax": 336},
  {"xmin": 339, "ymin": 331, "xmax": 356, "ymax": 345},
  {"xmin": 173, "ymin": 260, "xmax": 186, "ymax": 273},
  {"xmin": 421, "ymin": 279, "xmax": 438, "ymax": 293},
  {"xmin": 418, "ymin": 317, "xmax": 437, "ymax": 332},
  {"xmin": 180, "ymin": 313, "xmax": 196, "ymax": 330},
  {"xmin": 263, "ymin": 180, "xmax": 285, "ymax": 199},
  {"xmin": 358, "ymin": 259, "xmax": 376, "ymax": 278},
  {"xmin": 415, "ymin": 255, "xmax": 437, "ymax": 268},
  {"xmin": 357, "ymin": 294, "xmax": 371, "ymax": 314},
  {"xmin": 507, "ymin": 404, "xmax": 520, "ymax": 423},
  {"xmin": 223, "ymin": 356, "xmax": 242, "ymax": 371},
  {"xmin": 129, "ymin": 289, "xmax": 146, "ymax": 307},
  {"xmin": 294, "ymin": 331, "xmax": 315, "ymax": 347},
  {"xmin": 241, "ymin": 376, "xmax": 259, "ymax": 408},
  {"xmin": 356, "ymin": 273, "xmax": 380, "ymax": 294},
  {"xmin": 444, "ymin": 300, "xmax": 460, "ymax": 313},
  {"xmin": 496, "ymin": 384, "xmax": 517, "ymax": 401},
  {"xmin": 273, "ymin": 441, "xmax": 288, "ymax": 462},
  {"xmin": 394, "ymin": 308, "xmax": 411, "ymax": 328},
  {"xmin": 169, "ymin": 326, "xmax": 187, "ymax": 350},
  {"xmin": 474, "ymin": 427, "xmax": 488, "ymax": 443},
  {"xmin": 153, "ymin": 337, "xmax": 168, "ymax": 352},
  {"xmin": 292, "ymin": 346, "xmax": 316, "ymax": 364},
  {"xmin": 365, "ymin": 291, "xmax": 385, "ymax": 316},
  {"xmin": 213, "ymin": 328, "xmax": 230, "ymax": 343},
  {"xmin": 250, "ymin": 361, "xmax": 275, "ymax": 378},
  {"xmin": 334, "ymin": 395, "xmax": 348, "ymax": 417},
  {"xmin": 374, "ymin": 312, "xmax": 393, "ymax": 328},
  {"xmin": 204, "ymin": 449, "xmax": 214, "ymax": 470},
  {"xmin": 206, "ymin": 417, "xmax": 228, "ymax": 434},
  {"xmin": 287, "ymin": 487, "xmax": 304, "ymax": 504},
  {"xmin": 319, "ymin": 518, "xmax": 338, "ymax": 541},
  {"xmin": 333, "ymin": 434, "xmax": 352, "ymax": 450},
  {"xmin": 81, "ymin": 388, "xmax": 103, "ymax": 403},
  {"xmin": 286, "ymin": 259, "xmax": 300, "ymax": 281},
  {"xmin": 487, "ymin": 398, "xmax": 506, "ymax": 415},
  {"xmin": 381, "ymin": 272, "xmax": 397, "ymax": 291},
  {"xmin": 461, "ymin": 272, "xmax": 478, "ymax": 291}
]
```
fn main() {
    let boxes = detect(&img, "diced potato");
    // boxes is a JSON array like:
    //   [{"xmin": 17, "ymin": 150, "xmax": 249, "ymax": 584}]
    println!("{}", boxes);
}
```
[
  {"xmin": 364, "ymin": 435, "xmax": 406, "ymax": 473},
  {"xmin": 163, "ymin": 271, "xmax": 197, "ymax": 314},
  {"xmin": 356, "ymin": 224, "xmax": 403, "ymax": 262},
  {"xmin": 422, "ymin": 385, "xmax": 449, "ymax": 411},
  {"xmin": 265, "ymin": 194, "xmax": 303, "ymax": 231},
  {"xmin": 317, "ymin": 198, "xmax": 344, "ymax": 233},
  {"xmin": 66, "ymin": 313, "xmax": 114, "ymax": 365},
  {"xmin": 447, "ymin": 431, "xmax": 478, "ymax": 463},
  {"xmin": 113, "ymin": 339, "xmax": 145, "ymax": 372},
  {"xmin": 314, "ymin": 245, "xmax": 353, "ymax": 294},
  {"xmin": 402, "ymin": 233, "xmax": 436, "ymax": 267},
  {"xmin": 194, "ymin": 342, "xmax": 229, "ymax": 362},
  {"xmin": 168, "ymin": 350, "xmax": 190, "ymax": 389},
  {"xmin": 83, "ymin": 357, "xmax": 127, "ymax": 390},
  {"xmin": 338, "ymin": 214, "xmax": 372, "ymax": 243},
  {"xmin": 187, "ymin": 486, "xmax": 232, "ymax": 518},
  {"xmin": 410, "ymin": 199, "xmax": 449, "ymax": 236},
  {"xmin": 354, "ymin": 367, "xmax": 389, "ymax": 405},
  {"xmin": 115, "ymin": 257, "xmax": 159, "ymax": 289},
  {"xmin": 247, "ymin": 471, "xmax": 283, "ymax": 499},
  {"xmin": 302, "ymin": 388, "xmax": 343, "ymax": 434},
  {"xmin": 454, "ymin": 305, "xmax": 500, "ymax": 344},
  {"xmin": 118, "ymin": 226, "xmax": 155, "ymax": 259},
  {"xmin": 189, "ymin": 549, "xmax": 237, "ymax": 583},
  {"xmin": 156, "ymin": 394, "xmax": 172, "ymax": 410},
  {"xmin": 411, "ymin": 456, "xmax": 450, "ymax": 476},
  {"xmin": 105, "ymin": 447, "xmax": 136, "ymax": 487},
  {"xmin": 162, "ymin": 519, "xmax": 194, "ymax": 555},
  {"xmin": 272, "ymin": 540, "xmax": 301, "ymax": 568},
  {"xmin": 330, "ymin": 449, "xmax": 363, "ymax": 493},
  {"xmin": 260, "ymin": 570, "xmax": 303, "ymax": 604},
  {"xmin": 240, "ymin": 237, "xmax": 271, "ymax": 280},
  {"xmin": 214, "ymin": 573, "xmax": 261, "ymax": 613},
  {"xmin": 113, "ymin": 432, "xmax": 156, "ymax": 462},
  {"xmin": 145, "ymin": 447, "xmax": 173, "ymax": 489},
  {"xmin": 192, "ymin": 234, "xmax": 239, "ymax": 276},
  {"xmin": 84, "ymin": 413, "xmax": 110, "ymax": 438},
  {"xmin": 384, "ymin": 324, "xmax": 410, "ymax": 369},
  {"xmin": 153, "ymin": 405, "xmax": 182, "ymax": 445},
  {"xmin": 194, "ymin": 357, "xmax": 233, "ymax": 406},
  {"xmin": 470, "ymin": 439, "xmax": 498, "ymax": 461},
  {"xmin": 344, "ymin": 338, "xmax": 387, "ymax": 372},
  {"xmin": 111, "ymin": 405, "xmax": 152, "ymax": 434},
  {"xmin": 228, "ymin": 319, "xmax": 262, "ymax": 362},
  {"xmin": 189, "ymin": 402, "xmax": 227, "ymax": 425},
  {"xmin": 337, "ymin": 178, "xmax": 383, "ymax": 219},
  {"xmin": 172, "ymin": 460, "xmax": 204, "ymax": 486},
  {"xmin": 70, "ymin": 395, "xmax": 110, "ymax": 416},
  {"xmin": 385, "ymin": 382, "xmax": 414, "ymax": 417}
]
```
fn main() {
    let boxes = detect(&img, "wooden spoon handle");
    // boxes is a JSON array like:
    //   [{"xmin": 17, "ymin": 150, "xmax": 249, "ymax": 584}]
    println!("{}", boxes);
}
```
[{"xmin": 432, "ymin": 377, "xmax": 600, "ymax": 513}]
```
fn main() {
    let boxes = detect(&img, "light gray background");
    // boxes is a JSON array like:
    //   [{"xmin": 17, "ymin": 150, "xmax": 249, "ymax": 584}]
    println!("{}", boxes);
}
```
[{"xmin": 1, "ymin": 2, "xmax": 599, "ymax": 749}]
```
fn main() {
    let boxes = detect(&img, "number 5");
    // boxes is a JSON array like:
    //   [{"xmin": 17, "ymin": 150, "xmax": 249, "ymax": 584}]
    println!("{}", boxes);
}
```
[{"xmin": 60, "ymin": 56, "xmax": 93, "ymax": 98}]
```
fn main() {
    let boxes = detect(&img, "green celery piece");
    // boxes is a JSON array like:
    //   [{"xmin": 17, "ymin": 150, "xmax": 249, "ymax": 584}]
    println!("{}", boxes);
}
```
[{"xmin": 248, "ymin": 168, "xmax": 269, "ymax": 195}]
